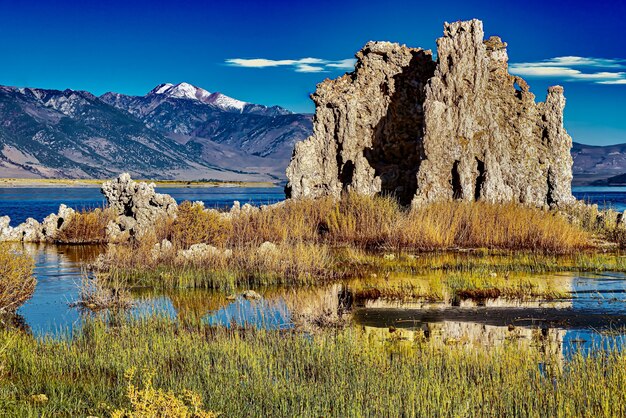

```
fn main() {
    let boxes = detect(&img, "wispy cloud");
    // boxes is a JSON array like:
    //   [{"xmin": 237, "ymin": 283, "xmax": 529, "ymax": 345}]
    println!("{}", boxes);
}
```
[
  {"xmin": 509, "ymin": 56, "xmax": 626, "ymax": 84},
  {"xmin": 225, "ymin": 57, "xmax": 357, "ymax": 73}
]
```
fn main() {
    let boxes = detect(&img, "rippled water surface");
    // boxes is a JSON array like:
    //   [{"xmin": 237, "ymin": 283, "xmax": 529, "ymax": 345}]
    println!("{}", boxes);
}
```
[{"xmin": 572, "ymin": 186, "xmax": 626, "ymax": 212}]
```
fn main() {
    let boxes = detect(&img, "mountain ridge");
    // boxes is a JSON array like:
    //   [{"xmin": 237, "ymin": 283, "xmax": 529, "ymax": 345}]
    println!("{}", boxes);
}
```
[{"xmin": 0, "ymin": 82, "xmax": 312, "ymax": 181}]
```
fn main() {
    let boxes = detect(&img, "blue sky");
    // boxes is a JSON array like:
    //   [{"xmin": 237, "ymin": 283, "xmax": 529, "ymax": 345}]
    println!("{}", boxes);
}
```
[{"xmin": 0, "ymin": 0, "xmax": 624, "ymax": 145}]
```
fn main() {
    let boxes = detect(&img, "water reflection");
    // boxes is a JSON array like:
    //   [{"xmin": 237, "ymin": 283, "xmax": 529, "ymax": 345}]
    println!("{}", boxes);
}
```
[{"xmin": 12, "ymin": 245, "xmax": 626, "ymax": 357}]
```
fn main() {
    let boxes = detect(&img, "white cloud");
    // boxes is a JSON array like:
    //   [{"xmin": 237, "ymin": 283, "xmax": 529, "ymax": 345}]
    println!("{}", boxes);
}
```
[
  {"xmin": 226, "ymin": 57, "xmax": 356, "ymax": 73},
  {"xmin": 598, "ymin": 79, "xmax": 626, "ymax": 85},
  {"xmin": 509, "ymin": 56, "xmax": 626, "ymax": 84},
  {"xmin": 325, "ymin": 58, "xmax": 358, "ymax": 69},
  {"xmin": 523, "ymin": 56, "xmax": 626, "ymax": 68},
  {"xmin": 295, "ymin": 64, "xmax": 326, "ymax": 73}
]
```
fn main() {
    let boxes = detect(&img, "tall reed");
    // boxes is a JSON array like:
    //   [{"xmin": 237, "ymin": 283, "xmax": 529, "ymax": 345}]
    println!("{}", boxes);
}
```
[
  {"xmin": 1, "ymin": 318, "xmax": 625, "ymax": 417},
  {"xmin": 0, "ymin": 244, "xmax": 35, "ymax": 313}
]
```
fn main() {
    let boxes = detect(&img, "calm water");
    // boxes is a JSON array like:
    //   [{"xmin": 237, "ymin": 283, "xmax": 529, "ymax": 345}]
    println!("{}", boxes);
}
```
[
  {"xmin": 0, "ymin": 186, "xmax": 285, "ymax": 226},
  {"xmin": 9, "ymin": 243, "xmax": 626, "ymax": 360},
  {"xmin": 572, "ymin": 186, "xmax": 626, "ymax": 212},
  {"xmin": 5, "ymin": 185, "xmax": 626, "ymax": 357}
]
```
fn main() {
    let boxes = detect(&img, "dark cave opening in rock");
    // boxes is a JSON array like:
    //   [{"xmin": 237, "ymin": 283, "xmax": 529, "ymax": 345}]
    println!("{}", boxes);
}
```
[
  {"xmin": 451, "ymin": 160, "xmax": 463, "ymax": 199},
  {"xmin": 340, "ymin": 160, "xmax": 355, "ymax": 189},
  {"xmin": 475, "ymin": 158, "xmax": 486, "ymax": 200},
  {"xmin": 546, "ymin": 167, "xmax": 555, "ymax": 206}
]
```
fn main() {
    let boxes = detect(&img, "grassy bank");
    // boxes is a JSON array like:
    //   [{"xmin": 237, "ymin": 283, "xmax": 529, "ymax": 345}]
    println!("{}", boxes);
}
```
[
  {"xmin": 1, "ymin": 318, "xmax": 625, "ymax": 417},
  {"xmin": 60, "ymin": 195, "xmax": 592, "ymax": 251},
  {"xmin": 0, "ymin": 245, "xmax": 35, "ymax": 313},
  {"xmin": 69, "ymin": 195, "xmax": 603, "ymax": 291}
]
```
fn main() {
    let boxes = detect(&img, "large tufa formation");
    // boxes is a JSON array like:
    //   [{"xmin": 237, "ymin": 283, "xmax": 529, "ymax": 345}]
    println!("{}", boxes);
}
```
[
  {"xmin": 286, "ymin": 19, "xmax": 575, "ymax": 207},
  {"xmin": 102, "ymin": 173, "xmax": 178, "ymax": 241},
  {"xmin": 286, "ymin": 42, "xmax": 435, "ymax": 205}
]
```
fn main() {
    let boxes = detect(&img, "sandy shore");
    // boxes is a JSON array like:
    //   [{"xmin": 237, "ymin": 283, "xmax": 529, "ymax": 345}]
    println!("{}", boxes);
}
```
[{"xmin": 0, "ymin": 178, "xmax": 279, "ymax": 188}]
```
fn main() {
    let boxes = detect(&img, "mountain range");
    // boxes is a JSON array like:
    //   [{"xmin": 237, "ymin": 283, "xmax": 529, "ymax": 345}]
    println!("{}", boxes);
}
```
[
  {"xmin": 0, "ymin": 82, "xmax": 624, "ymax": 185},
  {"xmin": 0, "ymin": 82, "xmax": 311, "ymax": 181}
]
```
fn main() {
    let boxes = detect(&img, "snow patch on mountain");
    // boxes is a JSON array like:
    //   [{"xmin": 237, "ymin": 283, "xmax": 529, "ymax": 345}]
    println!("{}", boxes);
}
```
[
  {"xmin": 207, "ymin": 93, "xmax": 247, "ymax": 112},
  {"xmin": 147, "ymin": 82, "xmax": 248, "ymax": 112}
]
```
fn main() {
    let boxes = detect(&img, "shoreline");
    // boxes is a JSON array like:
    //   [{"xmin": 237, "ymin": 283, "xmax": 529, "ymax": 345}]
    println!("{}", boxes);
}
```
[{"xmin": 0, "ymin": 178, "xmax": 281, "ymax": 189}]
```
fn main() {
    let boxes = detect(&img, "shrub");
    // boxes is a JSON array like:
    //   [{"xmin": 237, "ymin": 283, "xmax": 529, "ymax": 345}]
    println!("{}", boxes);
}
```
[
  {"xmin": 55, "ymin": 207, "xmax": 116, "ymax": 244},
  {"xmin": 157, "ymin": 201, "xmax": 232, "ymax": 248},
  {"xmin": 111, "ymin": 368, "xmax": 218, "ymax": 418},
  {"xmin": 70, "ymin": 274, "xmax": 133, "ymax": 311},
  {"xmin": 0, "ymin": 245, "xmax": 36, "ymax": 313}
]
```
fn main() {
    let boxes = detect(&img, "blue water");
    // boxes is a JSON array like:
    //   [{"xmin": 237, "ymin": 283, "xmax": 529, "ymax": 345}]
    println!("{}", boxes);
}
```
[
  {"xmin": 17, "ymin": 244, "xmax": 293, "ymax": 337},
  {"xmin": 0, "ymin": 185, "xmax": 621, "ymax": 226},
  {"xmin": 572, "ymin": 186, "xmax": 626, "ymax": 212},
  {"xmin": 0, "ymin": 186, "xmax": 285, "ymax": 226},
  {"xmin": 8, "ymin": 185, "xmax": 626, "ymax": 356}
]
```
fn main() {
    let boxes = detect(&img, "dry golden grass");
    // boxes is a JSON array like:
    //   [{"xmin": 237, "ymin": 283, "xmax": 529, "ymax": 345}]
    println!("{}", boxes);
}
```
[
  {"xmin": 148, "ymin": 195, "xmax": 590, "ymax": 252},
  {"xmin": 0, "ymin": 245, "xmax": 36, "ymax": 313},
  {"xmin": 155, "ymin": 201, "xmax": 233, "ymax": 248},
  {"xmin": 55, "ymin": 207, "xmax": 116, "ymax": 244},
  {"xmin": 393, "ymin": 201, "xmax": 591, "ymax": 252},
  {"xmin": 90, "ymin": 196, "xmax": 593, "ymax": 290}
]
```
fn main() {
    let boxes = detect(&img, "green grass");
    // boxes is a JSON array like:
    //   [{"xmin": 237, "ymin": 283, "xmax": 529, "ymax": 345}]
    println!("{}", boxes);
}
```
[
  {"xmin": 1, "ymin": 317, "xmax": 626, "ymax": 417},
  {"xmin": 97, "ymin": 247, "xmax": 626, "ymax": 297}
]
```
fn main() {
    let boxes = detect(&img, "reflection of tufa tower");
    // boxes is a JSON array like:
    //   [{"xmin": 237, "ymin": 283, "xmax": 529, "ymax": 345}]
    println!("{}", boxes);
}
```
[
  {"xmin": 286, "ymin": 19, "xmax": 575, "ymax": 208},
  {"xmin": 360, "ymin": 322, "xmax": 566, "ymax": 365}
]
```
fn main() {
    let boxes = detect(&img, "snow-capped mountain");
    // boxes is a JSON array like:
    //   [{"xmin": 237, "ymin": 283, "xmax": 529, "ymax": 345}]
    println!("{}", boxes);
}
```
[
  {"xmin": 100, "ymin": 82, "xmax": 310, "ymax": 166},
  {"xmin": 0, "ymin": 83, "xmax": 312, "ymax": 180},
  {"xmin": 148, "ymin": 82, "xmax": 247, "ymax": 112}
]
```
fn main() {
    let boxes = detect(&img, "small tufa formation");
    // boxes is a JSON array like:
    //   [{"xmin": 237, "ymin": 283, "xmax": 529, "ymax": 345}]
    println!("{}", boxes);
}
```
[
  {"xmin": 0, "ymin": 204, "xmax": 75, "ymax": 242},
  {"xmin": 102, "ymin": 173, "xmax": 178, "ymax": 240},
  {"xmin": 286, "ymin": 19, "xmax": 576, "ymax": 208}
]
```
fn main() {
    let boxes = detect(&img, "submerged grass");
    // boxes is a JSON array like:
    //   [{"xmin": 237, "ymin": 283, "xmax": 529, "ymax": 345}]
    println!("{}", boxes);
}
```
[{"xmin": 1, "ymin": 317, "xmax": 626, "ymax": 417}]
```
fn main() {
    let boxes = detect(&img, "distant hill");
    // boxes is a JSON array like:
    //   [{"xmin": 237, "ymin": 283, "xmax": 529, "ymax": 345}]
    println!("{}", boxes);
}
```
[
  {"xmin": 572, "ymin": 142, "xmax": 626, "ymax": 186},
  {"xmin": 0, "ymin": 83, "xmax": 312, "ymax": 181}
]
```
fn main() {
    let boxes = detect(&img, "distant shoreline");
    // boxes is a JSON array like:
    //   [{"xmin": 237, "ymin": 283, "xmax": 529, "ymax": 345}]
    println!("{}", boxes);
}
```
[{"xmin": 0, "ymin": 178, "xmax": 280, "ymax": 189}]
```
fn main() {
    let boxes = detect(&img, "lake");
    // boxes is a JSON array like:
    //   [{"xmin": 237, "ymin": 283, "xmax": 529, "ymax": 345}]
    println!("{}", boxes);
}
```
[
  {"xmin": 0, "ymin": 185, "xmax": 624, "ymax": 226},
  {"xmin": 13, "ymin": 243, "xmax": 626, "ymax": 360},
  {"xmin": 0, "ymin": 186, "xmax": 285, "ymax": 226}
]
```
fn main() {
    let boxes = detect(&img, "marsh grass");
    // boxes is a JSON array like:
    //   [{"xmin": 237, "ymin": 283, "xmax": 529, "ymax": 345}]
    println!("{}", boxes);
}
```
[
  {"xmin": 1, "ymin": 317, "xmax": 626, "ymax": 417},
  {"xmin": 91, "ymin": 195, "xmax": 600, "ymax": 291},
  {"xmin": 71, "ymin": 273, "xmax": 133, "ymax": 311},
  {"xmin": 98, "ymin": 242, "xmax": 340, "ymax": 291},
  {"xmin": 55, "ymin": 207, "xmax": 116, "ymax": 244},
  {"xmin": 86, "ymin": 195, "xmax": 592, "ymax": 252},
  {"xmin": 349, "ymin": 269, "xmax": 572, "ymax": 304},
  {"xmin": 0, "ymin": 245, "xmax": 35, "ymax": 313}
]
